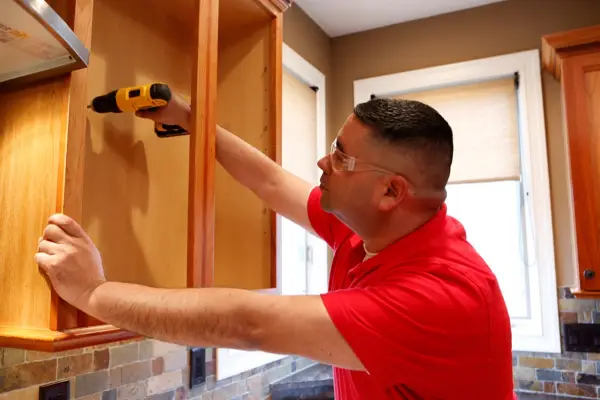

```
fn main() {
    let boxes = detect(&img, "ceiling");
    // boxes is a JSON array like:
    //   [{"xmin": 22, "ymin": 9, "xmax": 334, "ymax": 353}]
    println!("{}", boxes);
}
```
[{"xmin": 294, "ymin": 0, "xmax": 507, "ymax": 37}]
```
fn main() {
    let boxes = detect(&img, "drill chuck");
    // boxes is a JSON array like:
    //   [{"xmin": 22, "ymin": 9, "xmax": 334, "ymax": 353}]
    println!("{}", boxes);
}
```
[{"xmin": 88, "ymin": 89, "xmax": 120, "ymax": 113}]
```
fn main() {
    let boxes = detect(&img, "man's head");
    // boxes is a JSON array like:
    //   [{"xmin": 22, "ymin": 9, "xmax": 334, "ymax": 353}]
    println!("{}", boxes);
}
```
[{"xmin": 317, "ymin": 97, "xmax": 453, "ymax": 240}]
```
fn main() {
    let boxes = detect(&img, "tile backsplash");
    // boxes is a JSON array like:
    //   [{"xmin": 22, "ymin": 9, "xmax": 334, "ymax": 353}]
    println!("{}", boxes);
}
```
[
  {"xmin": 0, "ymin": 338, "xmax": 315, "ymax": 399},
  {"xmin": 6, "ymin": 287, "xmax": 600, "ymax": 398},
  {"xmin": 513, "ymin": 287, "xmax": 600, "ymax": 398}
]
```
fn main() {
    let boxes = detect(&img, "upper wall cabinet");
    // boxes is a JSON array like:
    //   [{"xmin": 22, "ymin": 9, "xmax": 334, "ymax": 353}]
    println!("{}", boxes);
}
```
[
  {"xmin": 0, "ymin": 0, "xmax": 292, "ymax": 351},
  {"xmin": 541, "ymin": 25, "xmax": 600, "ymax": 298}
]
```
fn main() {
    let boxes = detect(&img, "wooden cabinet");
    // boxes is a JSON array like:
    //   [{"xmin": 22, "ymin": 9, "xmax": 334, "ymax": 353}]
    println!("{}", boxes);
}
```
[
  {"xmin": 541, "ymin": 25, "xmax": 600, "ymax": 297},
  {"xmin": 0, "ymin": 0, "xmax": 290, "ymax": 351}
]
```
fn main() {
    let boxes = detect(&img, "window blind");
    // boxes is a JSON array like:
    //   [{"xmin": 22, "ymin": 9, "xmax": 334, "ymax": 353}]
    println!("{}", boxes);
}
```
[
  {"xmin": 391, "ymin": 77, "xmax": 520, "ymax": 184},
  {"xmin": 282, "ymin": 68, "xmax": 317, "ymax": 182}
]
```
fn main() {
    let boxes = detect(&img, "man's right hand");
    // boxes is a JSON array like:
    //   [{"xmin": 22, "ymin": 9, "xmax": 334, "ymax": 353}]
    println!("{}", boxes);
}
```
[{"xmin": 135, "ymin": 93, "xmax": 192, "ymax": 132}]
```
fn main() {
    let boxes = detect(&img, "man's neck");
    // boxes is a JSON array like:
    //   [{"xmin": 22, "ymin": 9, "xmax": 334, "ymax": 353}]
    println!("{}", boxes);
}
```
[{"xmin": 362, "ymin": 209, "xmax": 439, "ymax": 253}]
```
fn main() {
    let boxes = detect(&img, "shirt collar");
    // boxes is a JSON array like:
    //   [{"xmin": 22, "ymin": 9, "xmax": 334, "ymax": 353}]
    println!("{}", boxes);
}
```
[{"xmin": 350, "ymin": 203, "xmax": 449, "ymax": 262}]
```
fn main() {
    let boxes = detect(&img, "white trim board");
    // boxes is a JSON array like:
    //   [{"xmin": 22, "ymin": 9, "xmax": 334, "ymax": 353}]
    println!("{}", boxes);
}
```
[
  {"xmin": 282, "ymin": 43, "xmax": 328, "ymax": 163},
  {"xmin": 216, "ymin": 43, "xmax": 329, "ymax": 381},
  {"xmin": 354, "ymin": 49, "xmax": 561, "ymax": 354},
  {"xmin": 282, "ymin": 43, "xmax": 329, "ymax": 297}
]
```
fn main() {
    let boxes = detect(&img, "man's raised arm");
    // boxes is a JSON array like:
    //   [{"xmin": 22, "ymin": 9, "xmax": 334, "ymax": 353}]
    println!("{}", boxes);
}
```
[{"xmin": 136, "ymin": 95, "xmax": 316, "ymax": 235}]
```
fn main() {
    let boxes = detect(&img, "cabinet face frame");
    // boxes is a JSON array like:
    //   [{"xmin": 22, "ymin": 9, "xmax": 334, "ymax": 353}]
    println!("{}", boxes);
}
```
[
  {"xmin": 541, "ymin": 25, "xmax": 600, "ymax": 298},
  {"xmin": 188, "ymin": 0, "xmax": 220, "ymax": 290},
  {"xmin": 56, "ymin": 0, "xmax": 95, "ymax": 332}
]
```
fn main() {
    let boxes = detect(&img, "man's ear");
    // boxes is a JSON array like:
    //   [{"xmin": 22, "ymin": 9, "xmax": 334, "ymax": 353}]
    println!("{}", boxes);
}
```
[{"xmin": 379, "ymin": 176, "xmax": 409, "ymax": 211}]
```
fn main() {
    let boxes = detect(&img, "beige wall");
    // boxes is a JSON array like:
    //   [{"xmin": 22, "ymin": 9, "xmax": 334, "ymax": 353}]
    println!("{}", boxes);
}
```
[{"xmin": 329, "ymin": 0, "xmax": 600, "ymax": 286}]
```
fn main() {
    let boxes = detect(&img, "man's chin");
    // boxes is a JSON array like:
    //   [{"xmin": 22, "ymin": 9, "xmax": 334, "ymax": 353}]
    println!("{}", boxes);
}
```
[{"xmin": 319, "ymin": 195, "xmax": 333, "ymax": 213}]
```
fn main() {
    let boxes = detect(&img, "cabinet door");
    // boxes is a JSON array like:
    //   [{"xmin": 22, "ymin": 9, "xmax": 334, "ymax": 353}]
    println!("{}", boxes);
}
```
[
  {"xmin": 562, "ymin": 51, "xmax": 600, "ymax": 291},
  {"xmin": 0, "ymin": 0, "xmax": 97, "ymax": 350}
]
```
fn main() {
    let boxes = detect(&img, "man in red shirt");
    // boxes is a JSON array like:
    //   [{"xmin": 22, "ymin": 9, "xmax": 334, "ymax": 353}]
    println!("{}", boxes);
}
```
[{"xmin": 35, "ymin": 95, "xmax": 515, "ymax": 399}]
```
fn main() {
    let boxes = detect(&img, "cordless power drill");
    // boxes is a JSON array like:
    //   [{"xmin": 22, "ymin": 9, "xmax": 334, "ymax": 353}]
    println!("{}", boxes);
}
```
[{"xmin": 87, "ymin": 82, "xmax": 188, "ymax": 138}]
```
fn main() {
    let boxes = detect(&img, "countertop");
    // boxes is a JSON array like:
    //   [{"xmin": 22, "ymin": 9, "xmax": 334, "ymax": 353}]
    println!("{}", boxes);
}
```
[
  {"xmin": 270, "ymin": 364, "xmax": 333, "ymax": 400},
  {"xmin": 516, "ymin": 394, "xmax": 587, "ymax": 400},
  {"xmin": 269, "ymin": 364, "xmax": 580, "ymax": 400}
]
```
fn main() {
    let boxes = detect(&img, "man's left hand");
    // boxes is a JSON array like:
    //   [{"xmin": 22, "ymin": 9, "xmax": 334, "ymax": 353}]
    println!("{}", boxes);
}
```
[{"xmin": 35, "ymin": 214, "xmax": 106, "ymax": 311}]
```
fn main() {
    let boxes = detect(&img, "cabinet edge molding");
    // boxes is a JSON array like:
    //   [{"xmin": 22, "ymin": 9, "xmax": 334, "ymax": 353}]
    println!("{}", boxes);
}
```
[
  {"xmin": 541, "ymin": 24, "xmax": 600, "ymax": 81},
  {"xmin": 0, "ymin": 325, "xmax": 141, "ymax": 352}
]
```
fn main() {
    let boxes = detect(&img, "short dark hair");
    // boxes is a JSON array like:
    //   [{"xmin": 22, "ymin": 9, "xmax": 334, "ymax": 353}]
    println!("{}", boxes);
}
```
[{"xmin": 353, "ymin": 97, "xmax": 453, "ymax": 189}]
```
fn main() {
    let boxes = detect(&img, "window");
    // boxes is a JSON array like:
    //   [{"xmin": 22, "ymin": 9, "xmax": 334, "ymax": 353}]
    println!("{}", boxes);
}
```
[
  {"xmin": 395, "ymin": 77, "xmax": 528, "ymax": 318},
  {"xmin": 280, "ymin": 64, "xmax": 320, "ymax": 296},
  {"xmin": 216, "ymin": 43, "xmax": 329, "ymax": 380},
  {"xmin": 278, "ymin": 44, "xmax": 329, "ymax": 297},
  {"xmin": 354, "ymin": 50, "xmax": 560, "ymax": 353}
]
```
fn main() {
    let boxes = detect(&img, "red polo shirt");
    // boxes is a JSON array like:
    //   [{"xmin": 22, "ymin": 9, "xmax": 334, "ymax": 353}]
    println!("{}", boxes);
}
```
[{"xmin": 308, "ymin": 187, "xmax": 514, "ymax": 400}]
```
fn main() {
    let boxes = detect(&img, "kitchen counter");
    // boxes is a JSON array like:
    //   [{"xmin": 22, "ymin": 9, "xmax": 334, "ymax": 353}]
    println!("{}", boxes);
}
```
[
  {"xmin": 516, "ymin": 393, "xmax": 588, "ymax": 400},
  {"xmin": 270, "ymin": 365, "xmax": 582, "ymax": 400},
  {"xmin": 270, "ymin": 363, "xmax": 333, "ymax": 400}
]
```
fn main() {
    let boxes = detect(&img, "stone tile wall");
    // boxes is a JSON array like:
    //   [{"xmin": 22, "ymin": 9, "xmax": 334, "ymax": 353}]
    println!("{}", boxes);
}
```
[
  {"xmin": 0, "ymin": 338, "xmax": 316, "ymax": 399},
  {"xmin": 513, "ymin": 287, "xmax": 600, "ymax": 398},
  {"xmin": 8, "ymin": 287, "xmax": 600, "ymax": 399}
]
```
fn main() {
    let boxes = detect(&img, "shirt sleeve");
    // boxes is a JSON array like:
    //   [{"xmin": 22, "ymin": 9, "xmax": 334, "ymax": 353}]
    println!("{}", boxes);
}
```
[
  {"xmin": 320, "ymin": 271, "xmax": 490, "ymax": 388},
  {"xmin": 307, "ymin": 186, "xmax": 351, "ymax": 250}
]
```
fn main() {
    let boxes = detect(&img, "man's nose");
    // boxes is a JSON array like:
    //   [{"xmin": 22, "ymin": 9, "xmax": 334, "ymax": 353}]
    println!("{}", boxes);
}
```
[{"xmin": 317, "ymin": 156, "xmax": 331, "ymax": 173}]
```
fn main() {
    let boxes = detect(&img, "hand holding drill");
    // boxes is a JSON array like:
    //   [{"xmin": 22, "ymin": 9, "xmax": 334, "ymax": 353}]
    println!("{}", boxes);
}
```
[{"xmin": 87, "ymin": 83, "xmax": 192, "ymax": 137}]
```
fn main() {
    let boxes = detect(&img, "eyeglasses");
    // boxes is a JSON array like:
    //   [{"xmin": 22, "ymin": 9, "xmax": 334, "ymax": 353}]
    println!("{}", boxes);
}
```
[
  {"xmin": 328, "ymin": 141, "xmax": 447, "ymax": 200},
  {"xmin": 329, "ymin": 141, "xmax": 396, "ymax": 174}
]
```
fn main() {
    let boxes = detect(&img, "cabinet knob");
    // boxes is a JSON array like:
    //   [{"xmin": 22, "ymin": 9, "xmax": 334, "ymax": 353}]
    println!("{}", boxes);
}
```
[{"xmin": 584, "ymin": 269, "xmax": 596, "ymax": 280}]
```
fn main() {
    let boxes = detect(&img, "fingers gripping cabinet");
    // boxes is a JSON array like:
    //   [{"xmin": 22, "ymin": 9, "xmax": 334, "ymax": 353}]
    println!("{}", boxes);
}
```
[{"xmin": 0, "ymin": 0, "xmax": 292, "ymax": 351}]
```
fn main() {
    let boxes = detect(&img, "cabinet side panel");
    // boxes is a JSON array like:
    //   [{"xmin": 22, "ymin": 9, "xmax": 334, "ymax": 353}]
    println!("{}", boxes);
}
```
[
  {"xmin": 0, "ymin": 78, "xmax": 69, "ymax": 329},
  {"xmin": 215, "ymin": 25, "xmax": 274, "ymax": 289},
  {"xmin": 562, "ymin": 54, "xmax": 600, "ymax": 291},
  {"xmin": 82, "ymin": 0, "xmax": 192, "ymax": 290}
]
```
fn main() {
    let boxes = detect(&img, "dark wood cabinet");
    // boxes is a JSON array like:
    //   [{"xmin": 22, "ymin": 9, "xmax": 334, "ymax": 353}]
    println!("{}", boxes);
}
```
[{"xmin": 542, "ymin": 25, "xmax": 600, "ymax": 297}]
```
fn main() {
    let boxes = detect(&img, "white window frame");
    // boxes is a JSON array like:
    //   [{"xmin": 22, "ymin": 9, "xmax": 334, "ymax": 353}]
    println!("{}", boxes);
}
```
[
  {"xmin": 354, "ymin": 49, "xmax": 560, "ymax": 354},
  {"xmin": 216, "ymin": 43, "xmax": 329, "ymax": 380}
]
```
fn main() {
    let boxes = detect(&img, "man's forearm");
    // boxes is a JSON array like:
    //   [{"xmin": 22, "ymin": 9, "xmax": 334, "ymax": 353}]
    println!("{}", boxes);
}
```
[
  {"xmin": 85, "ymin": 282, "xmax": 266, "ymax": 349},
  {"xmin": 215, "ymin": 125, "xmax": 314, "ymax": 231},
  {"xmin": 215, "ymin": 125, "xmax": 282, "ymax": 197}
]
